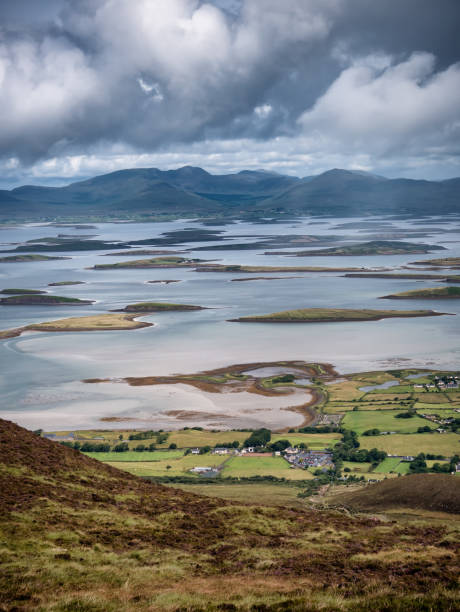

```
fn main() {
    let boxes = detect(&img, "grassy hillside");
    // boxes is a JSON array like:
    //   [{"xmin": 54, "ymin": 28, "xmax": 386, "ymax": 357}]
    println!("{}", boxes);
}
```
[
  {"xmin": 1, "ymin": 418, "xmax": 459, "ymax": 611},
  {"xmin": 330, "ymin": 474, "xmax": 460, "ymax": 513}
]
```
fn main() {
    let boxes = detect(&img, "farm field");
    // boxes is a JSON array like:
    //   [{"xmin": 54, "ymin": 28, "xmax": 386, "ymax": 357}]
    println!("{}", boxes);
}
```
[
  {"xmin": 361, "ymin": 393, "xmax": 412, "ymax": 401},
  {"xmin": 83, "ymin": 450, "xmax": 184, "ymax": 461},
  {"xmin": 165, "ymin": 482, "xmax": 308, "ymax": 507},
  {"xmin": 272, "ymin": 433, "xmax": 341, "ymax": 448},
  {"xmin": 326, "ymin": 380, "xmax": 363, "ymax": 401},
  {"xmin": 413, "ymin": 393, "xmax": 451, "ymax": 403},
  {"xmin": 374, "ymin": 457, "xmax": 405, "ymax": 473},
  {"xmin": 342, "ymin": 461, "xmax": 372, "ymax": 474},
  {"xmin": 222, "ymin": 456, "xmax": 312, "ymax": 480},
  {"xmin": 105, "ymin": 453, "xmax": 226, "ymax": 477},
  {"xmin": 342, "ymin": 410, "xmax": 428, "ymax": 434},
  {"xmin": 358, "ymin": 432, "xmax": 460, "ymax": 456}
]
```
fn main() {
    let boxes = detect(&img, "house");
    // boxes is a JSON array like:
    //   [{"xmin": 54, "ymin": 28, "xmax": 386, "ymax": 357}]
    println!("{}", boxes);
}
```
[
  {"xmin": 191, "ymin": 448, "xmax": 200, "ymax": 454},
  {"xmin": 284, "ymin": 447, "xmax": 299, "ymax": 455},
  {"xmin": 212, "ymin": 447, "xmax": 230, "ymax": 455},
  {"xmin": 190, "ymin": 466, "xmax": 213, "ymax": 473},
  {"xmin": 241, "ymin": 446, "xmax": 255, "ymax": 454}
]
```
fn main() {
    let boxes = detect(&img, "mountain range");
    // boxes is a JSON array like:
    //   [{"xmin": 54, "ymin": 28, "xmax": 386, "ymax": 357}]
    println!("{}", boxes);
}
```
[{"xmin": 1, "ymin": 166, "xmax": 459, "ymax": 221}]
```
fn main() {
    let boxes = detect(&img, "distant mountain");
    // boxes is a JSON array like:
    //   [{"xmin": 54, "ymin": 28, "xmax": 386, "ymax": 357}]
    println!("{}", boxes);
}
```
[
  {"xmin": 1, "ymin": 166, "xmax": 459, "ymax": 220},
  {"xmin": 262, "ymin": 169, "xmax": 460, "ymax": 216}
]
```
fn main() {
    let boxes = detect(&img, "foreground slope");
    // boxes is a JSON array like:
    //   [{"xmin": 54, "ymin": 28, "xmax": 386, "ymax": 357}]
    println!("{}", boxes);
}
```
[{"xmin": 1, "ymin": 418, "xmax": 459, "ymax": 611}]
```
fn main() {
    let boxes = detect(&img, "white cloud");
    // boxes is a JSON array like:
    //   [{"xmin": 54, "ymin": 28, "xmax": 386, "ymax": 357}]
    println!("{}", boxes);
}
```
[
  {"xmin": 298, "ymin": 52, "xmax": 460, "ymax": 156},
  {"xmin": 254, "ymin": 104, "xmax": 272, "ymax": 119}
]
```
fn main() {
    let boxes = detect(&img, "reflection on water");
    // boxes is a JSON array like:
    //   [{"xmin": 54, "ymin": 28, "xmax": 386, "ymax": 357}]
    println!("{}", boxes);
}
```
[{"xmin": 1, "ymin": 215, "xmax": 459, "ymax": 430}]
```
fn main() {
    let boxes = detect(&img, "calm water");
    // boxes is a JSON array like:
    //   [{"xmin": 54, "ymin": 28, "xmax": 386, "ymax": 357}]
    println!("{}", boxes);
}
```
[{"xmin": 1, "ymin": 215, "xmax": 459, "ymax": 430}]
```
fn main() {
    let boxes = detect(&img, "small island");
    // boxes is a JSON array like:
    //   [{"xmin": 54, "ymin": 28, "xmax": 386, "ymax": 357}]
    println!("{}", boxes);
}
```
[
  {"xmin": 0, "ymin": 313, "xmax": 153, "ymax": 340},
  {"xmin": 229, "ymin": 307, "xmax": 448, "ymax": 323},
  {"xmin": 117, "ymin": 302, "xmax": 205, "ymax": 312},
  {"xmin": 0, "ymin": 254, "xmax": 70, "ymax": 263},
  {"xmin": 0, "ymin": 288, "xmax": 46, "ymax": 295},
  {"xmin": 267, "ymin": 241, "xmax": 446, "ymax": 257},
  {"xmin": 91, "ymin": 256, "xmax": 205, "ymax": 270},
  {"xmin": 0, "ymin": 295, "xmax": 94, "ymax": 306},
  {"xmin": 410, "ymin": 257, "xmax": 460, "ymax": 268},
  {"xmin": 48, "ymin": 281, "xmax": 86, "ymax": 286},
  {"xmin": 102, "ymin": 249, "xmax": 182, "ymax": 257},
  {"xmin": 146, "ymin": 279, "xmax": 181, "ymax": 284},
  {"xmin": 381, "ymin": 286, "xmax": 460, "ymax": 300},
  {"xmin": 231, "ymin": 276, "xmax": 300, "ymax": 282},
  {"xmin": 343, "ymin": 273, "xmax": 460, "ymax": 280}
]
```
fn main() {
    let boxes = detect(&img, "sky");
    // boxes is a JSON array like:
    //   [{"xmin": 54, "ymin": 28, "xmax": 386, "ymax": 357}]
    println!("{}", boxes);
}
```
[{"xmin": 1, "ymin": 0, "xmax": 460, "ymax": 188}]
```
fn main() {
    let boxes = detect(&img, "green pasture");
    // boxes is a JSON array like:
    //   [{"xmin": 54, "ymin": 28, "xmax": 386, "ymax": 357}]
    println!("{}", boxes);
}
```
[
  {"xmin": 84, "ymin": 450, "xmax": 184, "ymax": 462},
  {"xmin": 221, "ymin": 456, "xmax": 312, "ymax": 480},
  {"xmin": 342, "ymin": 410, "xmax": 428, "ymax": 434},
  {"xmin": 358, "ymin": 432, "xmax": 460, "ymax": 457}
]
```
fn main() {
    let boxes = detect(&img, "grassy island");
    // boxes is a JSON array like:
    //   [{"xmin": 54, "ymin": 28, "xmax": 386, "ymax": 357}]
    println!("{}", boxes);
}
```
[
  {"xmin": 102, "ymin": 249, "xmax": 181, "ymax": 257},
  {"xmin": 0, "ymin": 313, "xmax": 152, "ymax": 340},
  {"xmin": 48, "ymin": 281, "xmax": 85, "ymax": 286},
  {"xmin": 411, "ymin": 257, "xmax": 460, "ymax": 268},
  {"xmin": 92, "ymin": 256, "xmax": 204, "ymax": 269},
  {"xmin": 269, "ymin": 241, "xmax": 445, "ymax": 257},
  {"xmin": 0, "ymin": 254, "xmax": 69, "ymax": 263},
  {"xmin": 0, "ymin": 295, "xmax": 93, "ymax": 306},
  {"xmin": 229, "ymin": 307, "xmax": 447, "ymax": 323},
  {"xmin": 119, "ymin": 301, "xmax": 205, "ymax": 312},
  {"xmin": 0, "ymin": 288, "xmax": 46, "ymax": 295},
  {"xmin": 381, "ymin": 286, "xmax": 460, "ymax": 299},
  {"xmin": 195, "ymin": 264, "xmax": 368, "ymax": 273}
]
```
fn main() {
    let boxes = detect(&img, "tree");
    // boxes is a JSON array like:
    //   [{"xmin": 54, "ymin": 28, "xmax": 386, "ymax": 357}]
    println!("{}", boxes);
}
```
[
  {"xmin": 243, "ymin": 428, "xmax": 271, "ymax": 448},
  {"xmin": 169, "ymin": 443, "xmax": 177, "ymax": 449}
]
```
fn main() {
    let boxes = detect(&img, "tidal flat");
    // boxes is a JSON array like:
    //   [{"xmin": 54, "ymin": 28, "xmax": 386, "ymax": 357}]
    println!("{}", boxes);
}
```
[{"xmin": 1, "ymin": 214, "xmax": 460, "ymax": 431}]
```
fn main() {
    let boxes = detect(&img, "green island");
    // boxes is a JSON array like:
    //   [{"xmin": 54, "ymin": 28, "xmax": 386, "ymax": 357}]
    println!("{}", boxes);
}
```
[
  {"xmin": 48, "ymin": 281, "xmax": 85, "ymax": 286},
  {"xmin": 343, "ymin": 272, "xmax": 460, "ymax": 281},
  {"xmin": 0, "ymin": 294, "xmax": 94, "ymax": 306},
  {"xmin": 195, "ymin": 264, "xmax": 370, "ymax": 273},
  {"xmin": 267, "ymin": 240, "xmax": 446, "ymax": 257},
  {"xmin": 411, "ymin": 257, "xmax": 460, "ymax": 268},
  {"xmin": 0, "ymin": 313, "xmax": 152, "ymax": 340},
  {"xmin": 118, "ymin": 301, "xmax": 205, "ymax": 312},
  {"xmin": 102, "ymin": 249, "xmax": 182, "ymax": 256},
  {"xmin": 0, "ymin": 288, "xmax": 46, "ymax": 295},
  {"xmin": 381, "ymin": 286, "xmax": 460, "ymax": 299},
  {"xmin": 229, "ymin": 307, "xmax": 447, "ymax": 323},
  {"xmin": 91, "ymin": 256, "xmax": 204, "ymax": 269},
  {"xmin": 0, "ymin": 254, "xmax": 69, "ymax": 263}
]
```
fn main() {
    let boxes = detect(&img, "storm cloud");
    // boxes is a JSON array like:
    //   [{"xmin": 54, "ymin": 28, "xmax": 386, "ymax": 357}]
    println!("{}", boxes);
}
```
[{"xmin": 1, "ymin": 0, "xmax": 460, "ymax": 185}]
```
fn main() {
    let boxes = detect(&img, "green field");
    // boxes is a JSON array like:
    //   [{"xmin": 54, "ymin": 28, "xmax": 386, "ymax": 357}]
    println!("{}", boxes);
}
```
[
  {"xmin": 222, "ymin": 456, "xmax": 312, "ymax": 480},
  {"xmin": 342, "ymin": 461, "xmax": 372, "ymax": 474},
  {"xmin": 106, "ymin": 453, "xmax": 226, "ymax": 477},
  {"xmin": 358, "ymin": 432, "xmax": 460, "ymax": 456},
  {"xmin": 84, "ymin": 450, "xmax": 184, "ymax": 462},
  {"xmin": 374, "ymin": 457, "xmax": 404, "ymax": 473},
  {"xmin": 342, "ymin": 410, "xmax": 428, "ymax": 434}
]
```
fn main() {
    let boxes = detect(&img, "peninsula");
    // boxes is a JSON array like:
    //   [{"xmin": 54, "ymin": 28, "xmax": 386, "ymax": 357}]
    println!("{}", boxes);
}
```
[
  {"xmin": 381, "ymin": 286, "xmax": 460, "ymax": 299},
  {"xmin": 229, "ymin": 307, "xmax": 448, "ymax": 323},
  {"xmin": 410, "ymin": 257, "xmax": 460, "ymax": 268}
]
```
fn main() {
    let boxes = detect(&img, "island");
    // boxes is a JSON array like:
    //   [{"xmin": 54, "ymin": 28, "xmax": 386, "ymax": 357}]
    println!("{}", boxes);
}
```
[
  {"xmin": 267, "ymin": 240, "xmax": 446, "ymax": 257},
  {"xmin": 0, "ymin": 313, "xmax": 153, "ymax": 340},
  {"xmin": 0, "ymin": 288, "xmax": 46, "ymax": 295},
  {"xmin": 0, "ymin": 295, "xmax": 94, "ymax": 306},
  {"xmin": 380, "ymin": 287, "xmax": 460, "ymax": 299},
  {"xmin": 146, "ymin": 280, "xmax": 181, "ymax": 284},
  {"xmin": 116, "ymin": 301, "xmax": 205, "ymax": 312},
  {"xmin": 342, "ymin": 273, "xmax": 460, "ymax": 281},
  {"xmin": 194, "ymin": 264, "xmax": 371, "ymax": 273},
  {"xmin": 229, "ymin": 307, "xmax": 448, "ymax": 323},
  {"xmin": 410, "ymin": 257, "xmax": 460, "ymax": 268},
  {"xmin": 231, "ymin": 276, "xmax": 300, "ymax": 282},
  {"xmin": 48, "ymin": 281, "xmax": 86, "ymax": 286},
  {"xmin": 0, "ymin": 254, "xmax": 70, "ymax": 263},
  {"xmin": 102, "ymin": 249, "xmax": 182, "ymax": 257},
  {"xmin": 91, "ymin": 256, "xmax": 205, "ymax": 269}
]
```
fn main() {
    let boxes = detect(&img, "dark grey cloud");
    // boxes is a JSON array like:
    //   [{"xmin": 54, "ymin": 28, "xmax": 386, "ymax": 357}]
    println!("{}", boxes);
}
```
[{"xmin": 0, "ymin": 0, "xmax": 459, "ymax": 184}]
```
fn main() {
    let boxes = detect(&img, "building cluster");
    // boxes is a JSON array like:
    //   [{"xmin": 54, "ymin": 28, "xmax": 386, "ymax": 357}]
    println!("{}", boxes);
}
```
[{"xmin": 284, "ymin": 448, "xmax": 334, "ymax": 470}]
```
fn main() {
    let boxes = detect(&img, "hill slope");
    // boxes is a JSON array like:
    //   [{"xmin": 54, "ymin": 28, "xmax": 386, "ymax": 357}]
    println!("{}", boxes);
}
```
[
  {"xmin": 330, "ymin": 474, "xmax": 460, "ymax": 514},
  {"xmin": 1, "ymin": 167, "xmax": 459, "ymax": 220},
  {"xmin": 0, "ymin": 418, "xmax": 459, "ymax": 611}
]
